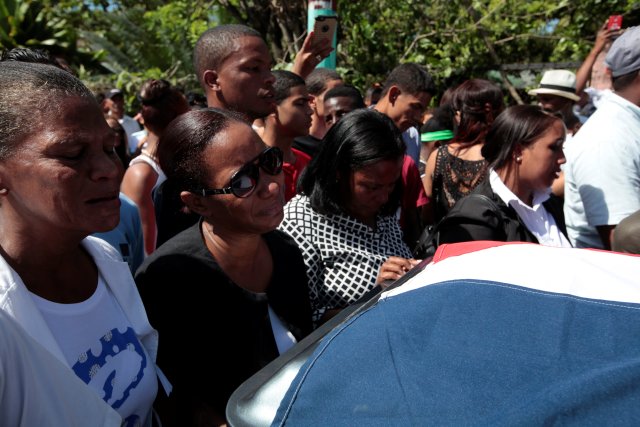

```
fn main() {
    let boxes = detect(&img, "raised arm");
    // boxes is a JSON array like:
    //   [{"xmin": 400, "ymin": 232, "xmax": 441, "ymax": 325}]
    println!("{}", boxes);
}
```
[
  {"xmin": 575, "ymin": 21, "xmax": 619, "ymax": 95},
  {"xmin": 291, "ymin": 31, "xmax": 334, "ymax": 79},
  {"xmin": 421, "ymin": 148, "xmax": 439, "ymax": 224}
]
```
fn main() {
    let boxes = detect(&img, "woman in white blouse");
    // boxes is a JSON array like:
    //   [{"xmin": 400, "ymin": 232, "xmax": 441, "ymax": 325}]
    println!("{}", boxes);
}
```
[{"xmin": 438, "ymin": 104, "xmax": 572, "ymax": 248}]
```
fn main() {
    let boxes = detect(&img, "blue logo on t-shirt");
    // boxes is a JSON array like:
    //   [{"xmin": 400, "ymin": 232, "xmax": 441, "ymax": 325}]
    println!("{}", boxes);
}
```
[{"xmin": 73, "ymin": 327, "xmax": 147, "ymax": 424}]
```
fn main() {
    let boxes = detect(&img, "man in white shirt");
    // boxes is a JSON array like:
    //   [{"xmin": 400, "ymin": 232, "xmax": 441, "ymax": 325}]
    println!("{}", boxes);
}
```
[{"xmin": 564, "ymin": 26, "xmax": 640, "ymax": 249}]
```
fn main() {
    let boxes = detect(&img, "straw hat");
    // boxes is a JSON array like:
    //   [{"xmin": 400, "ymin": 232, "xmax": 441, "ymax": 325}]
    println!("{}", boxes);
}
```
[{"xmin": 528, "ymin": 70, "xmax": 580, "ymax": 102}]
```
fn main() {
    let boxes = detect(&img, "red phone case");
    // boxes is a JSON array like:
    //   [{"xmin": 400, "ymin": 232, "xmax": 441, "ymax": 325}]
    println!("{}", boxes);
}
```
[{"xmin": 608, "ymin": 15, "xmax": 623, "ymax": 31}]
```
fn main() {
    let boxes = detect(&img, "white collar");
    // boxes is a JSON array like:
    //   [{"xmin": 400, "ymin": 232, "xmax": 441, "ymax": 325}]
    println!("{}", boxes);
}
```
[{"xmin": 489, "ymin": 169, "xmax": 551, "ymax": 210}]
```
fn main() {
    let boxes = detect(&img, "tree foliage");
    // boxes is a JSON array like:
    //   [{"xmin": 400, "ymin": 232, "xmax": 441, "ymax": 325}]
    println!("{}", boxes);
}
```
[
  {"xmin": 213, "ymin": 0, "xmax": 308, "ymax": 63},
  {"xmin": 3, "ymin": 0, "xmax": 640, "ymax": 107},
  {"xmin": 338, "ymin": 0, "xmax": 640, "ymax": 98},
  {"xmin": 54, "ymin": 0, "xmax": 212, "ymax": 110},
  {"xmin": 0, "ymin": 0, "xmax": 100, "ymax": 66}
]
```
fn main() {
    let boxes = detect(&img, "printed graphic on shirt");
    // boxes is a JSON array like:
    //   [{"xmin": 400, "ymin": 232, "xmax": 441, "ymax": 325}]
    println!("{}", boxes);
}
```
[{"xmin": 72, "ymin": 327, "xmax": 147, "ymax": 427}]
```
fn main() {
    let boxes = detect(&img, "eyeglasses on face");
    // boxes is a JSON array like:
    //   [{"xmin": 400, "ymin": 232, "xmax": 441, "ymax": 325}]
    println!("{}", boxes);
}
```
[{"xmin": 199, "ymin": 146, "xmax": 283, "ymax": 198}]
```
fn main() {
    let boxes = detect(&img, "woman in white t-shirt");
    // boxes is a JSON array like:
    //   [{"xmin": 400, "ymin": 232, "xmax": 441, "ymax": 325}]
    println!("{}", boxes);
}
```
[{"xmin": 0, "ymin": 60, "xmax": 160, "ymax": 425}]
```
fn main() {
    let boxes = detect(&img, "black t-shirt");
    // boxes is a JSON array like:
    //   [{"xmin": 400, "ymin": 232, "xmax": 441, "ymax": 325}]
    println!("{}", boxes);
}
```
[
  {"xmin": 293, "ymin": 135, "xmax": 322, "ymax": 158},
  {"xmin": 136, "ymin": 223, "xmax": 313, "ymax": 425},
  {"xmin": 153, "ymin": 179, "xmax": 200, "ymax": 249}
]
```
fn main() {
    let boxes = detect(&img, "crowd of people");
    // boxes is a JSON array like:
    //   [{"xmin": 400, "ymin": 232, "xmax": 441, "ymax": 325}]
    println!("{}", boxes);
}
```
[{"xmin": 0, "ymin": 17, "xmax": 638, "ymax": 426}]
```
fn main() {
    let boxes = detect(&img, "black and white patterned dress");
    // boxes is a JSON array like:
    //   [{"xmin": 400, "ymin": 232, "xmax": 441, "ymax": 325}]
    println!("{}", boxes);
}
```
[{"xmin": 280, "ymin": 194, "xmax": 412, "ymax": 322}]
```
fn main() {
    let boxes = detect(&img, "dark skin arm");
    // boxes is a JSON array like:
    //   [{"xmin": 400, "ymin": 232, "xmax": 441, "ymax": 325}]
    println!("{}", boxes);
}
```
[
  {"xmin": 291, "ymin": 31, "xmax": 333, "ymax": 79},
  {"xmin": 376, "ymin": 256, "xmax": 420, "ymax": 287},
  {"xmin": 318, "ymin": 308, "xmax": 343, "ymax": 325},
  {"xmin": 317, "ymin": 258, "xmax": 420, "ymax": 325}
]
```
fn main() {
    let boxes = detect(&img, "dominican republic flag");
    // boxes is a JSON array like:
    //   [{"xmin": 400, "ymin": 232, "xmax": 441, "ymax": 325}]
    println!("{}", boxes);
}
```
[{"xmin": 273, "ymin": 242, "xmax": 640, "ymax": 426}]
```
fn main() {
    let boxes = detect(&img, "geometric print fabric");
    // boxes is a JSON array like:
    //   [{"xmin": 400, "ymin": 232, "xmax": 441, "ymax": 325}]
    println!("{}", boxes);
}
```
[{"xmin": 280, "ymin": 195, "xmax": 412, "ymax": 322}]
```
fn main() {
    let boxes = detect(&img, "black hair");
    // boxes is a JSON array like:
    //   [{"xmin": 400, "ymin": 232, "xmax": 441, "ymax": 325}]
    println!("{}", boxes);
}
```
[
  {"xmin": 305, "ymin": 67, "xmax": 342, "ymax": 96},
  {"xmin": 364, "ymin": 83, "xmax": 382, "ymax": 105},
  {"xmin": 193, "ymin": 24, "xmax": 263, "ymax": 89},
  {"xmin": 157, "ymin": 108, "xmax": 247, "ymax": 192},
  {"xmin": 0, "ymin": 47, "xmax": 74, "ymax": 75},
  {"xmin": 451, "ymin": 79, "xmax": 504, "ymax": 149},
  {"xmin": 481, "ymin": 104, "xmax": 563, "ymax": 170},
  {"xmin": 323, "ymin": 84, "xmax": 365, "ymax": 109},
  {"xmin": 420, "ymin": 105, "xmax": 455, "ymax": 134},
  {"xmin": 612, "ymin": 69, "xmax": 640, "ymax": 92},
  {"xmin": 299, "ymin": 109, "xmax": 405, "ymax": 216},
  {"xmin": 439, "ymin": 86, "xmax": 456, "ymax": 107},
  {"xmin": 186, "ymin": 91, "xmax": 207, "ymax": 109},
  {"xmin": 1, "ymin": 47, "xmax": 51, "ymax": 64},
  {"xmin": 139, "ymin": 79, "xmax": 189, "ymax": 136},
  {"xmin": 0, "ymin": 61, "xmax": 93, "ymax": 160},
  {"xmin": 272, "ymin": 70, "xmax": 306, "ymax": 104},
  {"xmin": 381, "ymin": 63, "xmax": 436, "ymax": 97}
]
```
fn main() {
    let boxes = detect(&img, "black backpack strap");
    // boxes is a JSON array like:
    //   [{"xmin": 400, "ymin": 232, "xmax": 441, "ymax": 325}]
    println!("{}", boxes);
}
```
[
  {"xmin": 432, "ymin": 146, "xmax": 445, "ymax": 222},
  {"xmin": 413, "ymin": 193, "xmax": 504, "ymax": 259},
  {"xmin": 414, "ymin": 223, "xmax": 440, "ymax": 259}
]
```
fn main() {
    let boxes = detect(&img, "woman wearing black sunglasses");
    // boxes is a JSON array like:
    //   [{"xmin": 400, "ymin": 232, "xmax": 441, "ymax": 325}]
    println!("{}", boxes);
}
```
[{"xmin": 135, "ymin": 108, "xmax": 313, "ymax": 426}]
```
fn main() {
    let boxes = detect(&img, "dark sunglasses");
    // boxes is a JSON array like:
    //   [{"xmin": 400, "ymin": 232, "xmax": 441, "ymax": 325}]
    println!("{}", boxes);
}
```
[{"xmin": 200, "ymin": 146, "xmax": 283, "ymax": 198}]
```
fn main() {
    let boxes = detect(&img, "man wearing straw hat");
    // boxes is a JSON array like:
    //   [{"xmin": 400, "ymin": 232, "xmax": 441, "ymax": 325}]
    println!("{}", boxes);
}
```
[{"xmin": 528, "ymin": 69, "xmax": 582, "ymax": 136}]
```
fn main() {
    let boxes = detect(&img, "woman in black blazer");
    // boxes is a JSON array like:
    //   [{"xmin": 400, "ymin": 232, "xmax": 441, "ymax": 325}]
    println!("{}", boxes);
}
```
[{"xmin": 438, "ymin": 105, "xmax": 572, "ymax": 247}]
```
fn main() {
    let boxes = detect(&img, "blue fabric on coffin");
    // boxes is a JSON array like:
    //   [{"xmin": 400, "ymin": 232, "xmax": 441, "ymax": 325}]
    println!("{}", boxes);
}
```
[{"xmin": 274, "ymin": 246, "xmax": 640, "ymax": 426}]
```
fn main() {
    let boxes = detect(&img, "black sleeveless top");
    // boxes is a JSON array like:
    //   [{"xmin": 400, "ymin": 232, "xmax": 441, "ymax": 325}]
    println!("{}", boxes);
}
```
[{"xmin": 432, "ymin": 145, "xmax": 488, "ymax": 222}]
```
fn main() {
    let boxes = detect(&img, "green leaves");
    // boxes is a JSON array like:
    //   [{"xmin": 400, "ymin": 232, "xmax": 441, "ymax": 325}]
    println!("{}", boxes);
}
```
[
  {"xmin": 4, "ymin": 0, "xmax": 639, "ymax": 107},
  {"xmin": 72, "ymin": 0, "xmax": 210, "ymax": 113},
  {"xmin": 0, "ymin": 0, "xmax": 103, "ymax": 73},
  {"xmin": 337, "ymin": 0, "xmax": 639, "ymax": 102}
]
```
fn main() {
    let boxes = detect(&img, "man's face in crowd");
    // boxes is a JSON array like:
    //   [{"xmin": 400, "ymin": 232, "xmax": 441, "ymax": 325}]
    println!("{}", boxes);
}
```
[
  {"xmin": 104, "ymin": 94, "xmax": 124, "ymax": 119},
  {"xmin": 536, "ymin": 94, "xmax": 572, "ymax": 114},
  {"xmin": 276, "ymin": 85, "xmax": 313, "ymax": 138},
  {"xmin": 313, "ymin": 78, "xmax": 343, "ymax": 120},
  {"xmin": 387, "ymin": 88, "xmax": 431, "ymax": 132},
  {"xmin": 208, "ymin": 35, "xmax": 276, "ymax": 121},
  {"xmin": 323, "ymin": 96, "xmax": 359, "ymax": 129}
]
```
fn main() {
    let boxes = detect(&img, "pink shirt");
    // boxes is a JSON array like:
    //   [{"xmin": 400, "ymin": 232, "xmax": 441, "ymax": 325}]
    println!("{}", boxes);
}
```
[
  {"xmin": 283, "ymin": 148, "xmax": 311, "ymax": 202},
  {"xmin": 400, "ymin": 155, "xmax": 429, "ymax": 226}
]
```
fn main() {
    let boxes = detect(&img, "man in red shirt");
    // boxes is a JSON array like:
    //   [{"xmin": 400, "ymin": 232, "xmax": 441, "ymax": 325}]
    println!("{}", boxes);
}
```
[{"xmin": 262, "ymin": 70, "xmax": 314, "ymax": 202}]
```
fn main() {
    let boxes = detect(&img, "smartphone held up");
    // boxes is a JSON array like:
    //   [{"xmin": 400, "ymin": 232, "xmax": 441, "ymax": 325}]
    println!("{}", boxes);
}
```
[
  {"xmin": 312, "ymin": 16, "xmax": 338, "ymax": 50},
  {"xmin": 607, "ymin": 15, "xmax": 623, "ymax": 31}
]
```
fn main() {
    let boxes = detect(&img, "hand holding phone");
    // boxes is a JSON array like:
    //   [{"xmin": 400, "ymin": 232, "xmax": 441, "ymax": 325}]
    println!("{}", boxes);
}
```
[{"xmin": 311, "ymin": 16, "xmax": 338, "ymax": 50}]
